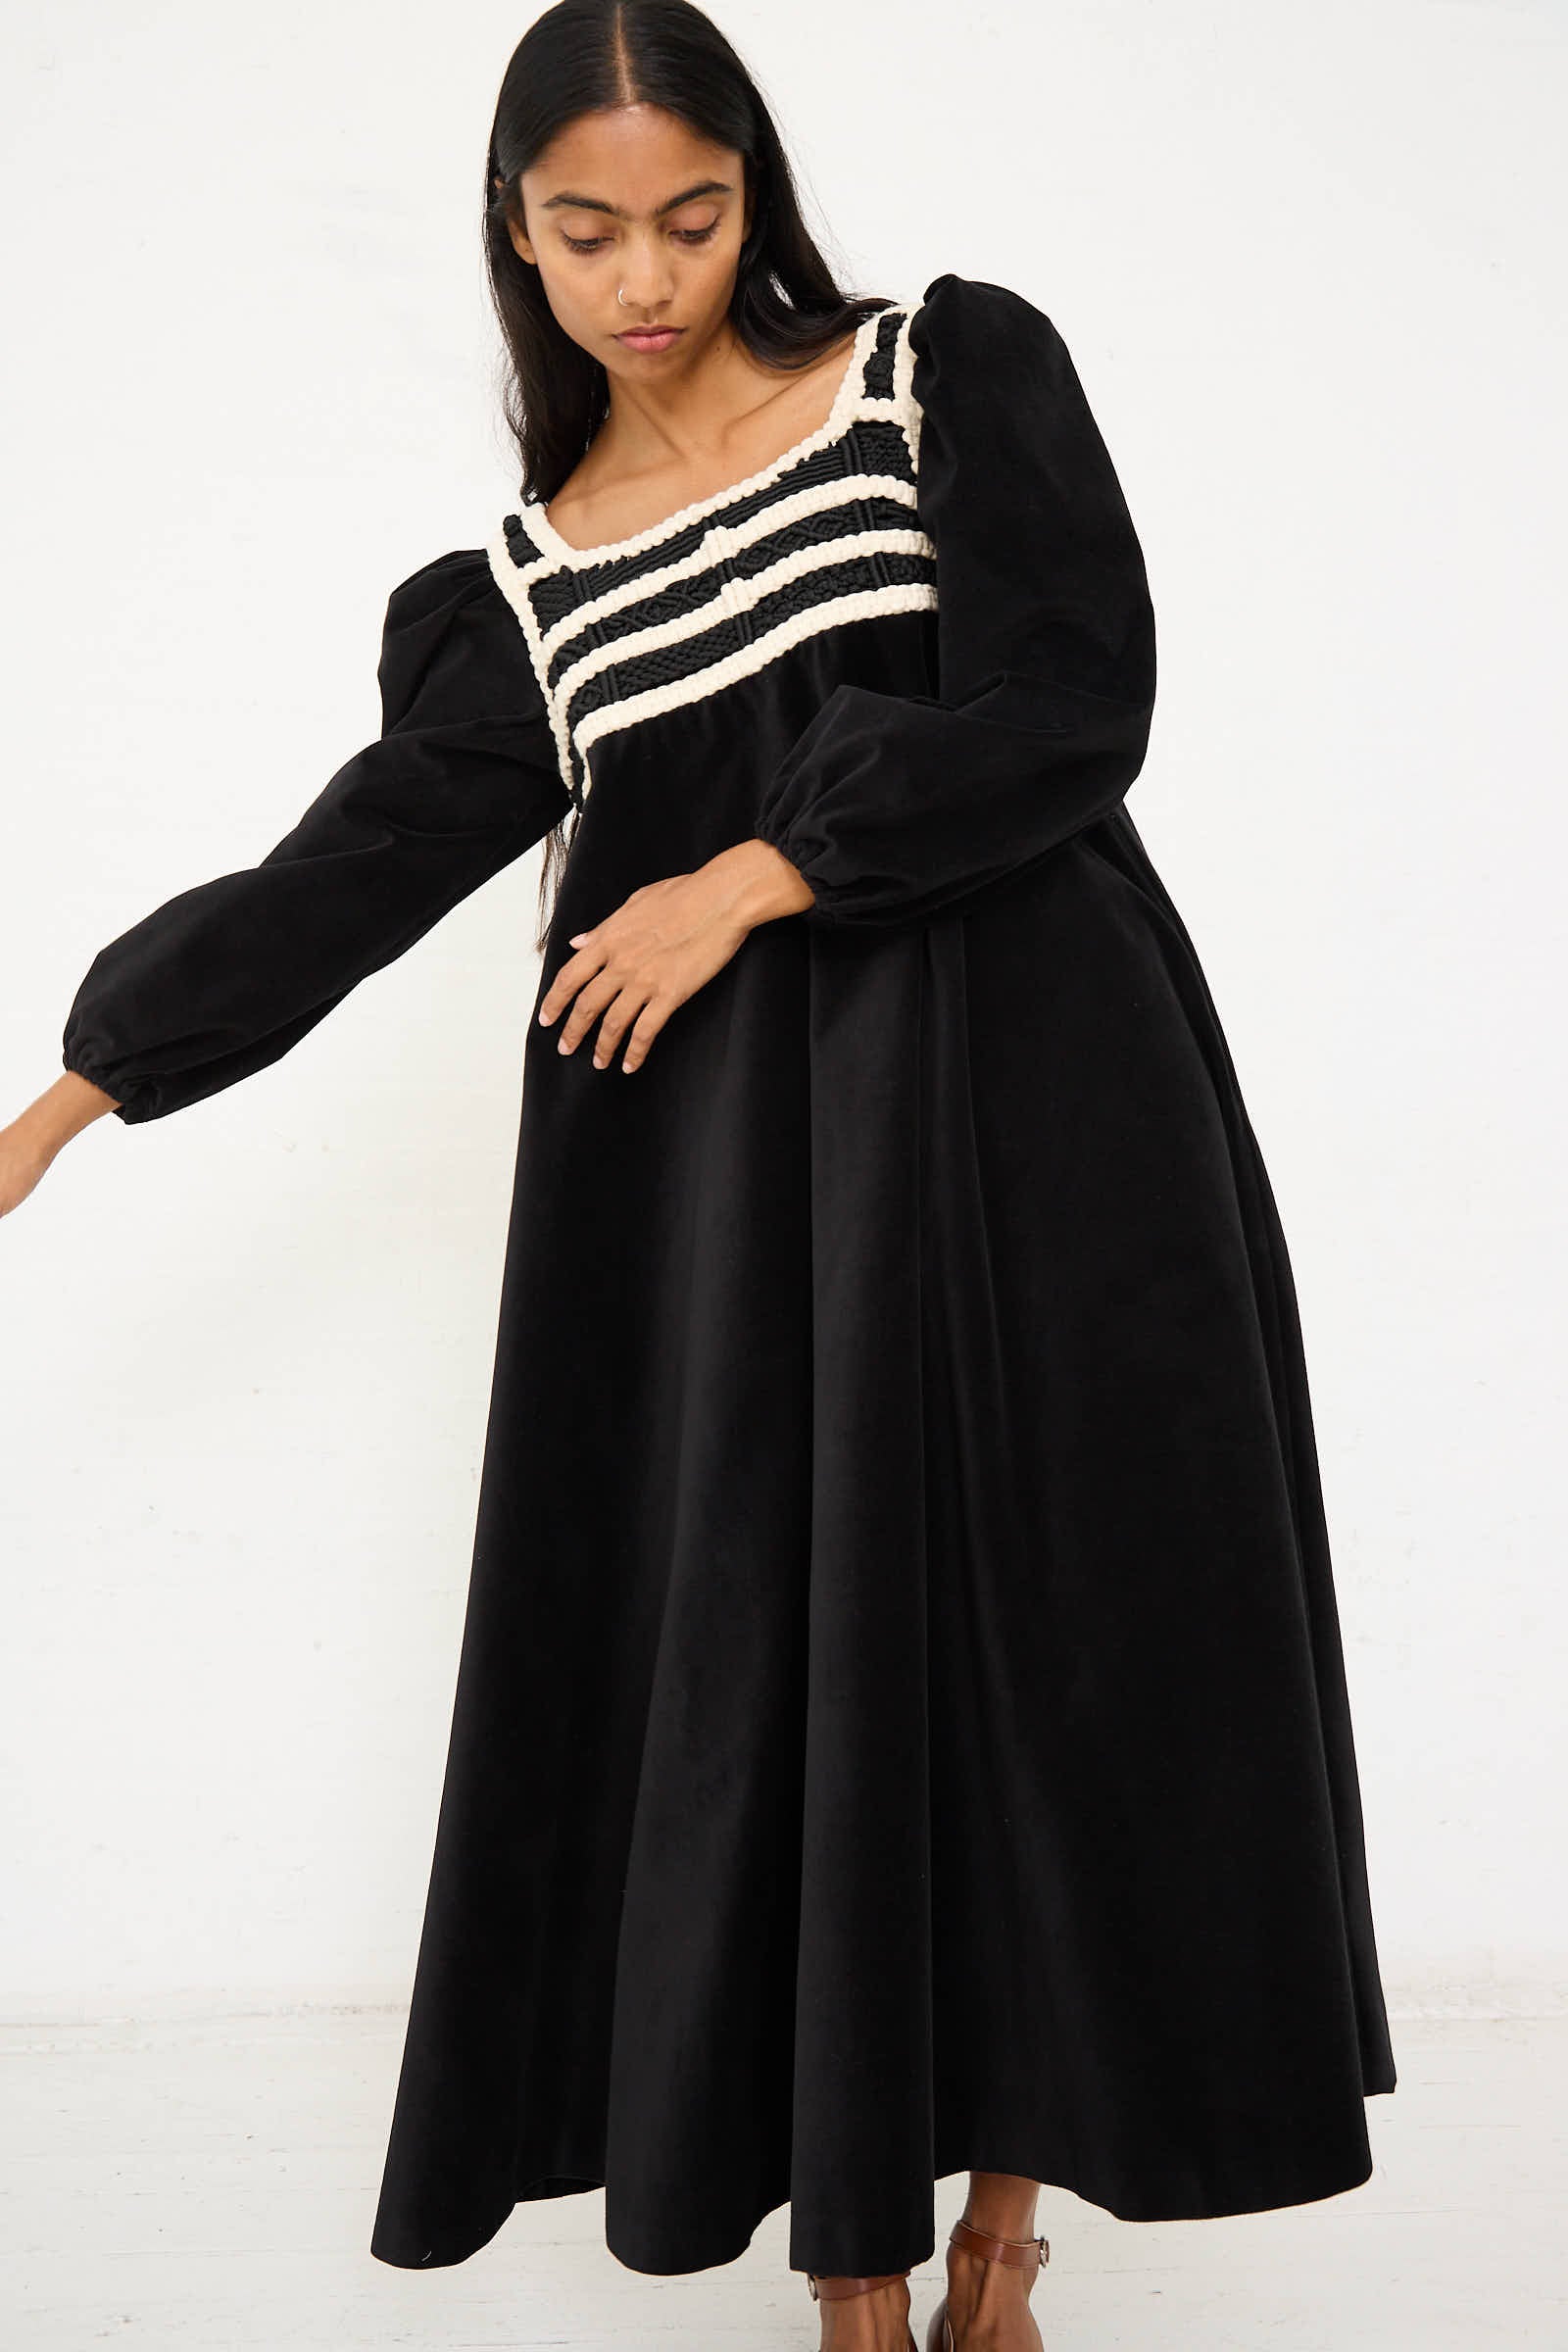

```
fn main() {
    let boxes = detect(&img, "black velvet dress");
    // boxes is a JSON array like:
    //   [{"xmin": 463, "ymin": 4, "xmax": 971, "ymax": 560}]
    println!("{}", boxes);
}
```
[{"xmin": 61, "ymin": 270, "xmax": 1397, "ymax": 2282}]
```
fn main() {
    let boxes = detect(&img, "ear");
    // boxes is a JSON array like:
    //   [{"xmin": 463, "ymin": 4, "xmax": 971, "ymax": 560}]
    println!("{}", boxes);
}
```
[{"xmin": 494, "ymin": 175, "xmax": 537, "ymax": 267}]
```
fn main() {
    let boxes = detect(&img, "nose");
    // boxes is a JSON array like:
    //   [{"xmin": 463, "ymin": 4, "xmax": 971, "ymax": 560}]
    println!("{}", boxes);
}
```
[{"xmin": 615, "ymin": 236, "xmax": 676, "ymax": 315}]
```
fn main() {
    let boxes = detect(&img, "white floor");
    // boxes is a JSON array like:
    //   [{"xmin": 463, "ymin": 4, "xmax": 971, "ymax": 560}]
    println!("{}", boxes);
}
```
[{"xmin": 2, "ymin": 2012, "xmax": 1562, "ymax": 2349}]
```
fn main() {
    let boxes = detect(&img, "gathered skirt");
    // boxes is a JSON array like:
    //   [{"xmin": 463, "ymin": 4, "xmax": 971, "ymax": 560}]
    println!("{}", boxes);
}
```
[{"xmin": 368, "ymin": 803, "xmax": 1397, "ymax": 2279}]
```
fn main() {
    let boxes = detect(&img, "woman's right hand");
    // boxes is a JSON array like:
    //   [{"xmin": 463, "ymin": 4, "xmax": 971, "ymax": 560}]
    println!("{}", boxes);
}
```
[{"xmin": 0, "ymin": 1073, "xmax": 122, "ymax": 1217}]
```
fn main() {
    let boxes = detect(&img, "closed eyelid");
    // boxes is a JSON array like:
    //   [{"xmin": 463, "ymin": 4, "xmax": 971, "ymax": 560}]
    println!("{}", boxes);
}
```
[{"xmin": 560, "ymin": 220, "xmax": 719, "ymax": 250}]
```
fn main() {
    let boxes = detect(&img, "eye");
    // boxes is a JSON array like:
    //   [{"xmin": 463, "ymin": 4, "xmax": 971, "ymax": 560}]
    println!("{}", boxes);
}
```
[{"xmin": 559, "ymin": 220, "xmax": 720, "ymax": 256}]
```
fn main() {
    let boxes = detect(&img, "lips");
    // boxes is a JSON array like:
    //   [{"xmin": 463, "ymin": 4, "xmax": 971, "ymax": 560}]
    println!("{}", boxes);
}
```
[{"xmin": 616, "ymin": 327, "xmax": 682, "ymax": 351}]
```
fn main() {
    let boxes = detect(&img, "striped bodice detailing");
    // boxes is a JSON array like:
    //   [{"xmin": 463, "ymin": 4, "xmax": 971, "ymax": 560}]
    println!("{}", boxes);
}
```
[{"xmin": 484, "ymin": 294, "xmax": 934, "ymax": 810}]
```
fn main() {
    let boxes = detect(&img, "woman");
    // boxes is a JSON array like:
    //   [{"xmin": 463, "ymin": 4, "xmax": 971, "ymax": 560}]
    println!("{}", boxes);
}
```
[{"xmin": 3, "ymin": 3, "xmax": 1396, "ymax": 2346}]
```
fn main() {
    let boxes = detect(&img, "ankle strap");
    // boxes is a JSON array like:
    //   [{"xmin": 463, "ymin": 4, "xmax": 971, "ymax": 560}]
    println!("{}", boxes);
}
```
[
  {"xmin": 806, "ymin": 2270, "xmax": 909, "ymax": 2301},
  {"xmin": 949, "ymin": 2216, "xmax": 1050, "ymax": 2271}
]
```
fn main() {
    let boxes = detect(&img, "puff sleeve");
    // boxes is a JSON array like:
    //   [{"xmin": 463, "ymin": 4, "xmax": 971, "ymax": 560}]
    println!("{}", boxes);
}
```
[
  {"xmin": 752, "ymin": 271, "xmax": 1156, "ymax": 925},
  {"xmin": 61, "ymin": 548, "xmax": 571, "ymax": 1123}
]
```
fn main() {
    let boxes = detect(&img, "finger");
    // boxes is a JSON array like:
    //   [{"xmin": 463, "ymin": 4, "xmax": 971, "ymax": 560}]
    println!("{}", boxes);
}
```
[
  {"xmin": 589, "ymin": 983, "xmax": 656, "ymax": 1069},
  {"xmin": 556, "ymin": 968, "xmax": 627, "ymax": 1054},
  {"xmin": 619, "ymin": 999, "xmax": 670, "ymax": 1074},
  {"xmin": 538, "ymin": 943, "xmax": 604, "ymax": 1028}
]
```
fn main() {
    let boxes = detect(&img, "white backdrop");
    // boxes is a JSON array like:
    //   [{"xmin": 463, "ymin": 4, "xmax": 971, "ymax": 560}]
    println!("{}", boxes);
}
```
[{"xmin": 2, "ymin": 0, "xmax": 1562, "ymax": 2023}]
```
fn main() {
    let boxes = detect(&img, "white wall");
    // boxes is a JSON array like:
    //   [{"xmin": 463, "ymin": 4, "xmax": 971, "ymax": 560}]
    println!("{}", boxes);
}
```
[{"xmin": 2, "ymin": 0, "xmax": 1562, "ymax": 2018}]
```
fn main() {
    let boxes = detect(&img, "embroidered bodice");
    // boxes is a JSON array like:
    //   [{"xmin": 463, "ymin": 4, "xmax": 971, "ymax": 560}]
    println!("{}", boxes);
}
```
[{"xmin": 483, "ymin": 297, "xmax": 934, "ymax": 811}]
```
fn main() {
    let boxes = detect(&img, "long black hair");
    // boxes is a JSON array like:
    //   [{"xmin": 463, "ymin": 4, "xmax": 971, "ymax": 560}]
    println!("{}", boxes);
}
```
[{"xmin": 482, "ymin": 0, "xmax": 895, "ymax": 944}]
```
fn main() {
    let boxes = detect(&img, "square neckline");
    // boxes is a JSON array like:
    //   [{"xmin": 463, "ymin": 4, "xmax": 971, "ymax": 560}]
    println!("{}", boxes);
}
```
[{"xmin": 518, "ymin": 304, "xmax": 889, "ymax": 570}]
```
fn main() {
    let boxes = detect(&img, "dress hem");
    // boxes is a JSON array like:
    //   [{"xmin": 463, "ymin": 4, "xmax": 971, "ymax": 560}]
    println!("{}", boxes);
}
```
[{"xmin": 368, "ymin": 2082, "xmax": 1396, "ymax": 2278}]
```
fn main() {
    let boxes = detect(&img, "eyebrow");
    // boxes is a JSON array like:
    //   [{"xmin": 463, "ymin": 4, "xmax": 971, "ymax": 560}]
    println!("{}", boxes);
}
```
[{"xmin": 538, "ymin": 177, "xmax": 734, "ymax": 219}]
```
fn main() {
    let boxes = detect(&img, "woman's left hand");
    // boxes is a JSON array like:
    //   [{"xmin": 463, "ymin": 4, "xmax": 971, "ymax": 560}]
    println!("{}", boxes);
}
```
[{"xmin": 537, "ymin": 838, "xmax": 814, "ymax": 1074}]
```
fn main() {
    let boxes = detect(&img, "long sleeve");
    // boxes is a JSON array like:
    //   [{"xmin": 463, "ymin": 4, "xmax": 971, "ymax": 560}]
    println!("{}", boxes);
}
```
[
  {"xmin": 752, "ymin": 271, "xmax": 1156, "ymax": 926},
  {"xmin": 62, "ymin": 547, "xmax": 571, "ymax": 1123}
]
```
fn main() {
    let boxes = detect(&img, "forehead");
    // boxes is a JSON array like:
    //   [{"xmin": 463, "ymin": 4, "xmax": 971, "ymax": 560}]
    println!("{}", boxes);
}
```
[{"xmin": 523, "ymin": 104, "xmax": 741, "ymax": 215}]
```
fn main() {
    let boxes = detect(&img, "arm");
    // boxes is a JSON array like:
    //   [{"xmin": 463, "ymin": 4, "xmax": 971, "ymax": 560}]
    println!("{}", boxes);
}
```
[
  {"xmin": 749, "ymin": 271, "xmax": 1156, "ymax": 927},
  {"xmin": 52, "ymin": 547, "xmax": 569, "ymax": 1129}
]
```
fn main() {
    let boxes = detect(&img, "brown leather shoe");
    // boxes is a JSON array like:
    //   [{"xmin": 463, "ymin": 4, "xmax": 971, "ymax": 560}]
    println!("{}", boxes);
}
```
[
  {"xmin": 807, "ymin": 2267, "xmax": 917, "ymax": 2349},
  {"xmin": 923, "ymin": 2215, "xmax": 1050, "ymax": 2352}
]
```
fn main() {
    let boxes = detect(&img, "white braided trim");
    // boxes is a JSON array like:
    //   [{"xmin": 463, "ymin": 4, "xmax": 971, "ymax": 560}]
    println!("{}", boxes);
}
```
[
  {"xmin": 484, "ymin": 516, "xmax": 579, "ymax": 803},
  {"xmin": 534, "ymin": 469, "xmax": 923, "ymax": 659},
  {"xmin": 570, "ymin": 578, "xmax": 939, "ymax": 798},
  {"xmin": 547, "ymin": 521, "xmax": 935, "ymax": 708}
]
